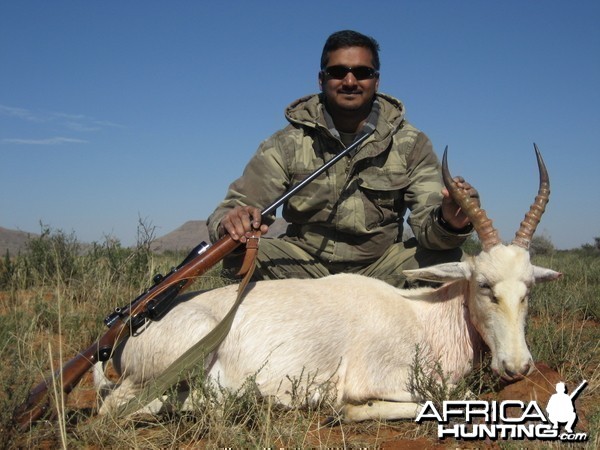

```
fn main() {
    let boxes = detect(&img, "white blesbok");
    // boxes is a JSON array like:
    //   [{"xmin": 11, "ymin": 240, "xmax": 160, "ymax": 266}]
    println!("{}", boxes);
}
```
[{"xmin": 95, "ymin": 146, "xmax": 561, "ymax": 421}]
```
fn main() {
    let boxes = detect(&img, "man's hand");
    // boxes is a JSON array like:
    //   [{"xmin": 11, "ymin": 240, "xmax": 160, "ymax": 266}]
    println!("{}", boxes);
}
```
[
  {"xmin": 441, "ymin": 176, "xmax": 480, "ymax": 231},
  {"xmin": 218, "ymin": 206, "xmax": 269, "ymax": 243}
]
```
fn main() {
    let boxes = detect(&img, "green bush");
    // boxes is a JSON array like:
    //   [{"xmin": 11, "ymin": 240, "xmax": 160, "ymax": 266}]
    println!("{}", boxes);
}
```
[
  {"xmin": 23, "ymin": 224, "xmax": 81, "ymax": 286},
  {"xmin": 461, "ymin": 234, "xmax": 482, "ymax": 255},
  {"xmin": 580, "ymin": 236, "xmax": 600, "ymax": 255},
  {"xmin": 0, "ymin": 250, "xmax": 14, "ymax": 288},
  {"xmin": 529, "ymin": 234, "xmax": 555, "ymax": 256}
]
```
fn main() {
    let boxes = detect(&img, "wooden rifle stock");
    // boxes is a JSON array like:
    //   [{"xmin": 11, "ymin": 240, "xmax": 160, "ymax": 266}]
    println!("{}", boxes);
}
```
[{"xmin": 14, "ymin": 130, "xmax": 372, "ymax": 430}]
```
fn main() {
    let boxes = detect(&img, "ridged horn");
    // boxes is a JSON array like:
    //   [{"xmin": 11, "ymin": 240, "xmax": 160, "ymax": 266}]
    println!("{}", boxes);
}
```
[
  {"xmin": 512, "ymin": 144, "xmax": 550, "ymax": 249},
  {"xmin": 442, "ymin": 147, "xmax": 501, "ymax": 252}
]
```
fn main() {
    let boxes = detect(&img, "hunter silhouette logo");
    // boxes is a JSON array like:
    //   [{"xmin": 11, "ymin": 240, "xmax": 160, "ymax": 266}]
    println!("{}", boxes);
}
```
[
  {"xmin": 415, "ymin": 379, "xmax": 588, "ymax": 442},
  {"xmin": 546, "ymin": 380, "xmax": 587, "ymax": 434}
]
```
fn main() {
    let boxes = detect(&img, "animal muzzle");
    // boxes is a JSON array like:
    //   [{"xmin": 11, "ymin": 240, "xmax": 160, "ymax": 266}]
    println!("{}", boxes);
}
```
[{"xmin": 498, "ymin": 357, "xmax": 534, "ymax": 382}]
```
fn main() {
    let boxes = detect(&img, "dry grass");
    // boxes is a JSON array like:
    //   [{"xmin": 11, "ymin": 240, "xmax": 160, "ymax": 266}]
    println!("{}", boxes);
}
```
[{"xmin": 0, "ymin": 230, "xmax": 598, "ymax": 448}]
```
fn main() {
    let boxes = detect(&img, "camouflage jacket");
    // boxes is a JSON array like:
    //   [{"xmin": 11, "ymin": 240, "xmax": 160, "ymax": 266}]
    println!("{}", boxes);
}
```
[{"xmin": 207, "ymin": 93, "xmax": 471, "ymax": 265}]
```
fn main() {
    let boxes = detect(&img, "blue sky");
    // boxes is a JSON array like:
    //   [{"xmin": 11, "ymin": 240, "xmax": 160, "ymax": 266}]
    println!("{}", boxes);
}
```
[{"xmin": 1, "ymin": 1, "xmax": 598, "ymax": 250}]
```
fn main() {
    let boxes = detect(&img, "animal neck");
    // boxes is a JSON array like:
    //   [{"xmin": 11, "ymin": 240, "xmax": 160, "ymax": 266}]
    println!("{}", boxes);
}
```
[{"xmin": 417, "ymin": 280, "xmax": 485, "ymax": 381}]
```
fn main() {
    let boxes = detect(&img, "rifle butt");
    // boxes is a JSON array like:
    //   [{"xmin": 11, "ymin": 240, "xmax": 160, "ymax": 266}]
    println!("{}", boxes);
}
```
[
  {"xmin": 13, "ymin": 340, "xmax": 103, "ymax": 430},
  {"xmin": 13, "ymin": 379, "xmax": 53, "ymax": 430}
]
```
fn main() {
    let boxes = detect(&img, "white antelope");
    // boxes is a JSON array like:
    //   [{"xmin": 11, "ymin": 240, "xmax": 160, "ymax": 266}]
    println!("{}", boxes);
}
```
[{"xmin": 95, "ymin": 146, "xmax": 561, "ymax": 421}]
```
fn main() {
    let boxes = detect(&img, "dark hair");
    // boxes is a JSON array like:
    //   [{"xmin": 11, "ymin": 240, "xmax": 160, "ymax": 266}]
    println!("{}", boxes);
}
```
[{"xmin": 320, "ymin": 30, "xmax": 381, "ymax": 70}]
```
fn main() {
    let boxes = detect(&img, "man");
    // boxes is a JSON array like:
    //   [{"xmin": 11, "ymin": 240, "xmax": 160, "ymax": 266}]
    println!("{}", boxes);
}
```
[{"xmin": 207, "ymin": 30, "xmax": 477, "ymax": 287}]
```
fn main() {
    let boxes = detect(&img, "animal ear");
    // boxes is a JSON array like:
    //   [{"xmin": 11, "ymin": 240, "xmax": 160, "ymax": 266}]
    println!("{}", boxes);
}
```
[
  {"xmin": 532, "ymin": 266, "xmax": 562, "ymax": 283},
  {"xmin": 403, "ymin": 262, "xmax": 471, "ymax": 283}
]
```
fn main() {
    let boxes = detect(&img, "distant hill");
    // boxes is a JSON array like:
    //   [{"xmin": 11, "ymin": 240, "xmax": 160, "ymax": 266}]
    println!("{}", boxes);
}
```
[
  {"xmin": 0, "ymin": 219, "xmax": 290, "ymax": 256},
  {"xmin": 0, "ymin": 227, "xmax": 38, "ymax": 256},
  {"xmin": 150, "ymin": 218, "xmax": 289, "ymax": 253},
  {"xmin": 150, "ymin": 220, "xmax": 211, "ymax": 253}
]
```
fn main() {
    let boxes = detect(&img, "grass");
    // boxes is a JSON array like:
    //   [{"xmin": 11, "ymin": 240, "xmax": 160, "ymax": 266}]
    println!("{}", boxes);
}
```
[{"xmin": 0, "ymin": 229, "xmax": 598, "ymax": 448}]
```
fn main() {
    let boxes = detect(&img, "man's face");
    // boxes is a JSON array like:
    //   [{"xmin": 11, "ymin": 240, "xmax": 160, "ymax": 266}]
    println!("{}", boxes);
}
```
[{"xmin": 319, "ymin": 46, "xmax": 379, "ymax": 115}]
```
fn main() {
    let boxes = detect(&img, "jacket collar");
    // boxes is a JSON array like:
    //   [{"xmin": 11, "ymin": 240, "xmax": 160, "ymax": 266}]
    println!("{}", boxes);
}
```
[
  {"xmin": 284, "ymin": 92, "xmax": 407, "ymax": 160},
  {"xmin": 285, "ymin": 93, "xmax": 406, "ymax": 137}
]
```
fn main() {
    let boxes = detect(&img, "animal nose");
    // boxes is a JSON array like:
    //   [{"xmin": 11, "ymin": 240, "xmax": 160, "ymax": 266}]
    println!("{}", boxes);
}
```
[{"xmin": 502, "ymin": 360, "xmax": 532, "ymax": 379}]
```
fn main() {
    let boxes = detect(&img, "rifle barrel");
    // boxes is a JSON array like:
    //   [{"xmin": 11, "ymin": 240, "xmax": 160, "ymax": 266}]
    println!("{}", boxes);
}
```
[{"xmin": 262, "ymin": 132, "xmax": 370, "ymax": 217}]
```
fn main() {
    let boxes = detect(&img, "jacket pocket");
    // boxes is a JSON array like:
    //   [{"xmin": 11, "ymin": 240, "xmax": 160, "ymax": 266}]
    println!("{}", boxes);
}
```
[{"xmin": 357, "ymin": 167, "xmax": 410, "ymax": 230}]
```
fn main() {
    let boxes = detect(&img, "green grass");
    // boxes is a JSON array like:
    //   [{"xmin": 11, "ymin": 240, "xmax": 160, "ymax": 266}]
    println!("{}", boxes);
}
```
[{"xmin": 0, "ymin": 230, "xmax": 598, "ymax": 448}]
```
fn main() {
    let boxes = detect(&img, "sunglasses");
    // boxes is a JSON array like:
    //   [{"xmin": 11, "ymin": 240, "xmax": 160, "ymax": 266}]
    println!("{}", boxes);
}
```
[{"xmin": 322, "ymin": 65, "xmax": 379, "ymax": 80}]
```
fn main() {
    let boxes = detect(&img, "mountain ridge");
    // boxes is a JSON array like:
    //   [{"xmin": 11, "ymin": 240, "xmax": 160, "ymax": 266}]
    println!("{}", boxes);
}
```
[{"xmin": 0, "ymin": 219, "xmax": 290, "ymax": 255}]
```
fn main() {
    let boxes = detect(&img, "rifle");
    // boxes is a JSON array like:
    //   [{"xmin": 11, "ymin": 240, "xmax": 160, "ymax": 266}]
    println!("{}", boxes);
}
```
[
  {"xmin": 14, "ymin": 131, "xmax": 372, "ymax": 430},
  {"xmin": 569, "ymin": 380, "xmax": 587, "ymax": 401}
]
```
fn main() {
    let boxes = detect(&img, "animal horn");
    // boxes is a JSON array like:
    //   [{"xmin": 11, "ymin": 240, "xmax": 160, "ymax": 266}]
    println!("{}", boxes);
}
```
[
  {"xmin": 512, "ymin": 143, "xmax": 550, "ymax": 249},
  {"xmin": 442, "ymin": 147, "xmax": 501, "ymax": 252}
]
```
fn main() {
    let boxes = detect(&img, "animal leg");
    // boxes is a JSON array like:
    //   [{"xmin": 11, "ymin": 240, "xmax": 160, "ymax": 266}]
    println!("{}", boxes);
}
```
[
  {"xmin": 93, "ymin": 361, "xmax": 116, "ymax": 400},
  {"xmin": 97, "ymin": 377, "xmax": 141, "ymax": 415},
  {"xmin": 98, "ymin": 381, "xmax": 187, "ymax": 417}
]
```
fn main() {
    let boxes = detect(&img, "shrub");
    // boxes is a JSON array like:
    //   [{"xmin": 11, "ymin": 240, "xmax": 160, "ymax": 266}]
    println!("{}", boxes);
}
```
[
  {"xmin": 529, "ymin": 234, "xmax": 555, "ymax": 257},
  {"xmin": 580, "ymin": 236, "xmax": 600, "ymax": 254},
  {"xmin": 23, "ymin": 224, "xmax": 81, "ymax": 286},
  {"xmin": 0, "ymin": 250, "xmax": 13, "ymax": 289},
  {"xmin": 461, "ymin": 234, "xmax": 482, "ymax": 255}
]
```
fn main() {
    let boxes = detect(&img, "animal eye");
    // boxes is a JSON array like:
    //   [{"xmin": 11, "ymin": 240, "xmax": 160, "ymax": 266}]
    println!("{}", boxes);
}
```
[{"xmin": 478, "ymin": 282, "xmax": 499, "ymax": 303}]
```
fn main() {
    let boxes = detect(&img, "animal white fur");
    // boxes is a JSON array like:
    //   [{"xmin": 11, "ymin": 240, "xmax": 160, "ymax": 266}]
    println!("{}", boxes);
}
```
[{"xmin": 94, "ymin": 243, "xmax": 560, "ymax": 421}]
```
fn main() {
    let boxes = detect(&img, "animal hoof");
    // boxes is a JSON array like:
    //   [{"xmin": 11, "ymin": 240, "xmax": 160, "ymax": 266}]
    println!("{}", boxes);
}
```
[{"xmin": 320, "ymin": 415, "xmax": 341, "ymax": 427}]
